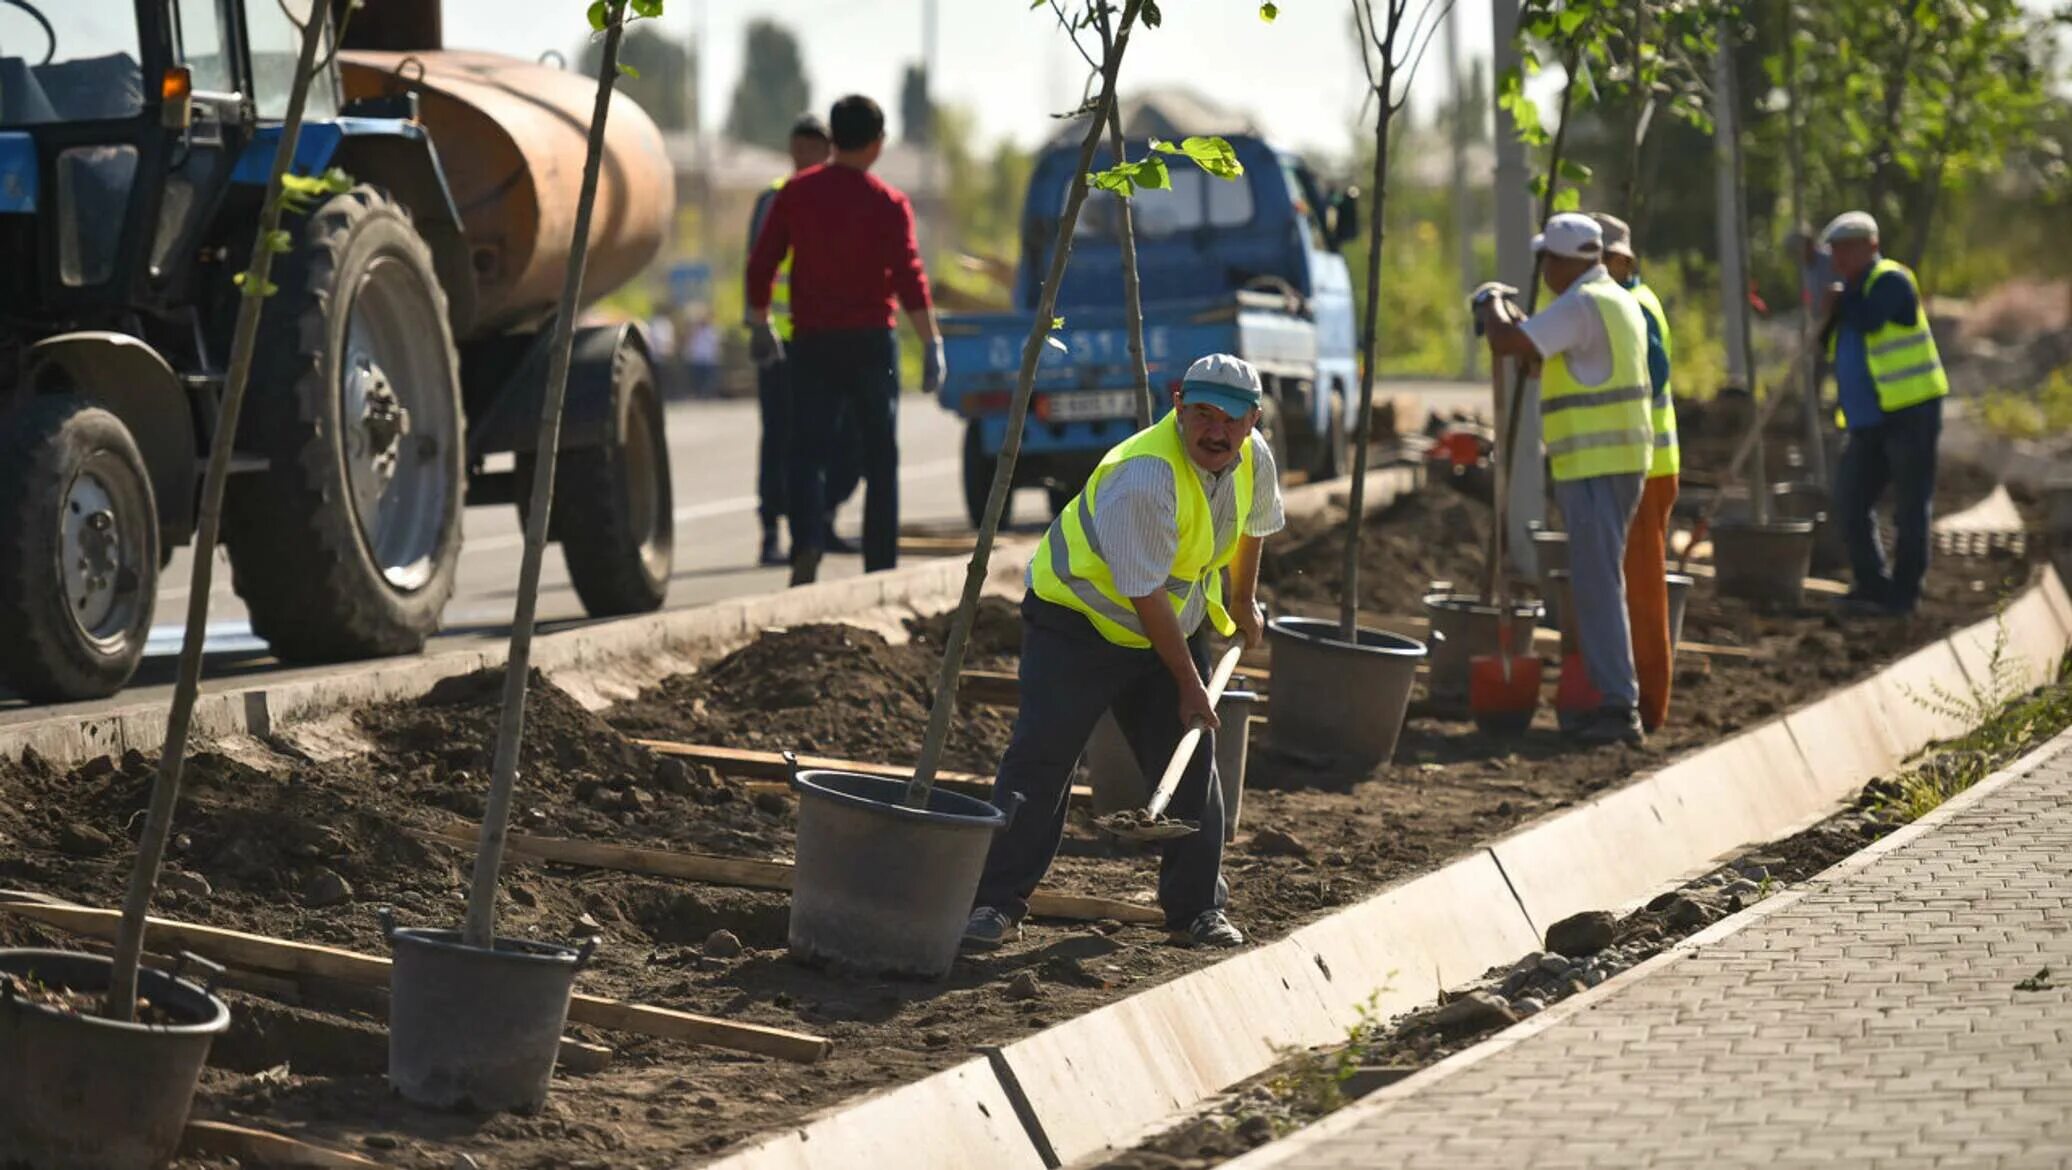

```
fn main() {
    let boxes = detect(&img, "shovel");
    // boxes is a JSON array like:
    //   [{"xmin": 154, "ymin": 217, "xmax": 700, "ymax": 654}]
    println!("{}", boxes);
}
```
[
  {"xmin": 1095, "ymin": 644, "xmax": 1246, "ymax": 842},
  {"xmin": 1470, "ymin": 306, "xmax": 1543, "ymax": 734}
]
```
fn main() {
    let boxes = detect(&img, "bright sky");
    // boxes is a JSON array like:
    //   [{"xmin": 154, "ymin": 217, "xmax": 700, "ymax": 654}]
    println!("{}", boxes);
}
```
[{"xmin": 440, "ymin": 0, "xmax": 1496, "ymax": 165}]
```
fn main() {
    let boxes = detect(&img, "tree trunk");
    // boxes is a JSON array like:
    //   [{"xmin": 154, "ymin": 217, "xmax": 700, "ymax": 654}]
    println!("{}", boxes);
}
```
[
  {"xmin": 105, "ymin": 3, "xmax": 334, "ymax": 1021},
  {"xmin": 906, "ymin": 0, "xmax": 1142, "ymax": 803},
  {"xmin": 463, "ymin": 3, "xmax": 627, "ymax": 949},
  {"xmin": 1097, "ymin": 8, "xmax": 1154, "ymax": 429}
]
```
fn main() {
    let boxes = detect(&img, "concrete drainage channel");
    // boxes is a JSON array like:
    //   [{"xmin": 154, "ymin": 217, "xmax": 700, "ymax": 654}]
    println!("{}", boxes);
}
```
[
  {"xmin": 2, "ymin": 461, "xmax": 2063, "ymax": 1169},
  {"xmin": 696, "ymin": 572, "xmax": 2072, "ymax": 1170}
]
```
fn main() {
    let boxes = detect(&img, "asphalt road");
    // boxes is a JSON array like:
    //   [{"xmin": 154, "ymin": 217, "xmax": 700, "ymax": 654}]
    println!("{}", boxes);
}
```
[{"xmin": 1, "ymin": 380, "xmax": 1483, "ymax": 726}]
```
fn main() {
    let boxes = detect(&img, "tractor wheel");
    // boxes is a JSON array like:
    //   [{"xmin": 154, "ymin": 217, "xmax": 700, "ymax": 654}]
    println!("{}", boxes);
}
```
[
  {"xmin": 545, "ymin": 342, "xmax": 675, "ymax": 616},
  {"xmin": 0, "ymin": 396, "xmax": 158, "ymax": 701},
  {"xmin": 225, "ymin": 185, "xmax": 463, "ymax": 662}
]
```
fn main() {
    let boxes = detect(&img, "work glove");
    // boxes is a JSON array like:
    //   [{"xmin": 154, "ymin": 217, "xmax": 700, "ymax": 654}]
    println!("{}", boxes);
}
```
[
  {"xmin": 749, "ymin": 322, "xmax": 784, "ymax": 368},
  {"xmin": 923, "ymin": 338, "xmax": 948, "ymax": 396},
  {"xmin": 1470, "ymin": 281, "xmax": 1522, "ymax": 335}
]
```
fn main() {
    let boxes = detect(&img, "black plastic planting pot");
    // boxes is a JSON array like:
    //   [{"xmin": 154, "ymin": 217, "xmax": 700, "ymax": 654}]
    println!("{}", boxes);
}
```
[
  {"xmin": 1771, "ymin": 480, "xmax": 1849, "ymax": 576},
  {"xmin": 1265, "ymin": 616, "xmax": 1427, "ymax": 768},
  {"xmin": 788, "ymin": 770, "xmax": 1011, "ymax": 979},
  {"xmin": 1422, "ymin": 593, "xmax": 1545, "ymax": 704},
  {"xmin": 1666, "ymin": 571, "xmax": 1695, "ymax": 650},
  {"xmin": 0, "ymin": 948, "xmax": 230, "ymax": 1170},
  {"xmin": 1710, "ymin": 518, "xmax": 1818, "ymax": 609},
  {"xmin": 1085, "ymin": 689, "xmax": 1260, "ymax": 835},
  {"xmin": 385, "ymin": 919, "xmax": 594, "ymax": 1114}
]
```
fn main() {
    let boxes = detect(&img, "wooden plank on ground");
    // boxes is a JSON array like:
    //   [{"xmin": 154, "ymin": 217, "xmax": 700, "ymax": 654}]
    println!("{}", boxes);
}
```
[
  {"xmin": 181, "ymin": 1121, "xmax": 381, "ymax": 1168},
  {"xmin": 415, "ymin": 825, "xmax": 1162, "ymax": 926},
  {"xmin": 0, "ymin": 902, "xmax": 832, "ymax": 1063}
]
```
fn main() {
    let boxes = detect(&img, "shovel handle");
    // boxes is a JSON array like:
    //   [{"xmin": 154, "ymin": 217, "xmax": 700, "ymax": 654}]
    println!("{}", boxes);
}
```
[{"xmin": 1146, "ymin": 644, "xmax": 1245, "ymax": 820}]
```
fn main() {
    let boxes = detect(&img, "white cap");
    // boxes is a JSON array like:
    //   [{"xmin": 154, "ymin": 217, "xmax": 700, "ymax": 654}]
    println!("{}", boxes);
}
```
[
  {"xmin": 1179, "ymin": 353, "xmax": 1263, "ymax": 418},
  {"xmin": 1821, "ymin": 210, "xmax": 1880, "ymax": 245},
  {"xmin": 1531, "ymin": 212, "xmax": 1604, "ymax": 260}
]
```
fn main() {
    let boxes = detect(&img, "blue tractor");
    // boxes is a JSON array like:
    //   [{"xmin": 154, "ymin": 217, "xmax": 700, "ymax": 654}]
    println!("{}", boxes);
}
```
[{"xmin": 0, "ymin": 1, "xmax": 678, "ymax": 701}]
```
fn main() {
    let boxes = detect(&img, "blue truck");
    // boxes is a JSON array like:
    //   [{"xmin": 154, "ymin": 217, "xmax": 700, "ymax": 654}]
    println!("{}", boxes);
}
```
[{"xmin": 937, "ymin": 130, "xmax": 1362, "ymax": 526}]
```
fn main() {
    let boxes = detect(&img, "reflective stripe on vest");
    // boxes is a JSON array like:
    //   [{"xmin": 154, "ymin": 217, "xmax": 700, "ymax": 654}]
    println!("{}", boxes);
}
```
[
  {"xmin": 1826, "ymin": 257, "xmax": 1948, "ymax": 427},
  {"xmin": 1627, "ymin": 279, "xmax": 1679, "ymax": 479},
  {"xmin": 1540, "ymin": 278, "xmax": 1654, "ymax": 482},
  {"xmin": 1029, "ymin": 419, "xmax": 1255, "ymax": 648},
  {"xmin": 768, "ymin": 177, "xmax": 795, "ymax": 342}
]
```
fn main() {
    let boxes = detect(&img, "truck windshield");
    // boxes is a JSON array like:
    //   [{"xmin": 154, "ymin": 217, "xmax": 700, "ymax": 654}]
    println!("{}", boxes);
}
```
[
  {"xmin": 0, "ymin": 5, "xmax": 144, "ymax": 126},
  {"xmin": 1075, "ymin": 166, "xmax": 1256, "ymax": 241}
]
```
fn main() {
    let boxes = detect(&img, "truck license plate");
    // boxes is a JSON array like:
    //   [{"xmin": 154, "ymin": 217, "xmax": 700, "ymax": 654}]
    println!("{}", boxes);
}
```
[{"xmin": 1044, "ymin": 390, "xmax": 1137, "ymax": 421}]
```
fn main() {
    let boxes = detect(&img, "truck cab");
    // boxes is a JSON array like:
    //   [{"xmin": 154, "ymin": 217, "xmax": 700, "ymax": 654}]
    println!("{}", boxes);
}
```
[{"xmin": 937, "ymin": 128, "xmax": 1359, "ymax": 527}]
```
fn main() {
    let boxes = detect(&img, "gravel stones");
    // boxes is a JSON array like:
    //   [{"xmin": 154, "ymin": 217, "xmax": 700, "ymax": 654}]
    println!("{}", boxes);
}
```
[
  {"xmin": 703, "ymin": 929, "xmax": 744, "ymax": 959},
  {"xmin": 1545, "ymin": 910, "xmax": 1618, "ymax": 956},
  {"xmin": 1433, "ymin": 990, "xmax": 1517, "ymax": 1032},
  {"xmin": 56, "ymin": 824, "xmax": 113, "ymax": 856},
  {"xmin": 1006, "ymin": 971, "xmax": 1043, "ymax": 1001},
  {"xmin": 306, "ymin": 868, "xmax": 355, "ymax": 908}
]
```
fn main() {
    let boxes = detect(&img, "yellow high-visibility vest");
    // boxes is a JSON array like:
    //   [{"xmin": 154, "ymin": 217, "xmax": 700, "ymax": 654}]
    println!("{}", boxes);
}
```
[
  {"xmin": 1540, "ymin": 278, "xmax": 1654, "ymax": 482},
  {"xmin": 1030, "ymin": 418, "xmax": 1255, "ymax": 649},
  {"xmin": 766, "ymin": 177, "xmax": 795, "ymax": 342},
  {"xmin": 1827, "ymin": 257, "xmax": 1947, "ymax": 429},
  {"xmin": 1626, "ymin": 278, "xmax": 1679, "ymax": 479}
]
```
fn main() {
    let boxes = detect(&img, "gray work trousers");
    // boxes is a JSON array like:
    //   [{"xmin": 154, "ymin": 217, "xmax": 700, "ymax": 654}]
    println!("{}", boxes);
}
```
[{"xmin": 1556, "ymin": 472, "xmax": 1644, "ymax": 709}]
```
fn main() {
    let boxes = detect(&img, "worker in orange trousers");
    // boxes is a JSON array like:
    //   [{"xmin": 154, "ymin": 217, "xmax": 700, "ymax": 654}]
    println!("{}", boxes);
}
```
[{"xmin": 1595, "ymin": 214, "xmax": 1678, "ymax": 732}]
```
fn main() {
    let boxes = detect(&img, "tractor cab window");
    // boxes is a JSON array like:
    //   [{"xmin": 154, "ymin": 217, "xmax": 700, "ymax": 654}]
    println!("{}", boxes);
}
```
[
  {"xmin": 245, "ymin": 0, "xmax": 336, "ymax": 120},
  {"xmin": 0, "ymin": 6, "xmax": 144, "ymax": 126},
  {"xmin": 171, "ymin": 0, "xmax": 233, "ymax": 94}
]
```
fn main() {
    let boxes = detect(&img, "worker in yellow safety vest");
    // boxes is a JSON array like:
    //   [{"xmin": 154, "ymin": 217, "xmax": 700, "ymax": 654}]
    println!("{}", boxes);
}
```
[
  {"xmin": 1475, "ymin": 213, "xmax": 1652, "ymax": 746},
  {"xmin": 1593, "ymin": 213, "xmax": 1678, "ymax": 734},
  {"xmin": 744, "ymin": 115, "xmax": 859, "ymax": 566},
  {"xmin": 1819, "ymin": 211, "xmax": 1948, "ymax": 618},
  {"xmin": 962, "ymin": 354, "xmax": 1286, "ymax": 953}
]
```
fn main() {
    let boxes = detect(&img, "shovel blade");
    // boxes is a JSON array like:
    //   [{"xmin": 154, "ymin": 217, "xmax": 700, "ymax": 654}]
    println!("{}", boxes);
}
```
[{"xmin": 1469, "ymin": 653, "xmax": 1542, "ymax": 729}]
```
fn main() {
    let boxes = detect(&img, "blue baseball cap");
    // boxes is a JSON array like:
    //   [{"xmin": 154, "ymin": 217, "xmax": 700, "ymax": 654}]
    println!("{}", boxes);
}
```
[{"xmin": 1179, "ymin": 354, "xmax": 1263, "ymax": 419}]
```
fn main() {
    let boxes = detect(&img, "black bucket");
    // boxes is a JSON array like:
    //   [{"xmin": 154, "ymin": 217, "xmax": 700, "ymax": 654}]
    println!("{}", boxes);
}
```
[
  {"xmin": 1666, "ymin": 571, "xmax": 1694, "ymax": 649},
  {"xmin": 1422, "ymin": 593, "xmax": 1545, "ymax": 703},
  {"xmin": 1771, "ymin": 481, "xmax": 1848, "ymax": 576},
  {"xmin": 385, "ymin": 919, "xmax": 595, "ymax": 1113},
  {"xmin": 0, "ymin": 948, "xmax": 230, "ymax": 1170},
  {"xmin": 1086, "ymin": 689, "xmax": 1259, "ymax": 835},
  {"xmin": 1710, "ymin": 518, "xmax": 1817, "ymax": 608},
  {"xmin": 788, "ymin": 770, "xmax": 1010, "ymax": 979},
  {"xmin": 1264, "ymin": 616, "xmax": 1427, "ymax": 768},
  {"xmin": 1529, "ymin": 524, "xmax": 1570, "ymax": 629}
]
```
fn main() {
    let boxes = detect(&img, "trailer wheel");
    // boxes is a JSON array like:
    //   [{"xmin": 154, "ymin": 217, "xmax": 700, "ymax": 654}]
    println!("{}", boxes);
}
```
[
  {"xmin": 962, "ymin": 421, "xmax": 1012, "ymax": 531},
  {"xmin": 0, "ymin": 396, "xmax": 158, "ymax": 701},
  {"xmin": 225, "ymin": 185, "xmax": 463, "ymax": 662},
  {"xmin": 544, "ymin": 342, "xmax": 675, "ymax": 616}
]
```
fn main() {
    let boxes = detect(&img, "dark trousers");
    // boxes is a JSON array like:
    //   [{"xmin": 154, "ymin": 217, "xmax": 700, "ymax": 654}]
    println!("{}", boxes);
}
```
[
  {"xmin": 787, "ymin": 329, "xmax": 898, "ymax": 571},
  {"xmin": 974, "ymin": 595, "xmax": 1227, "ymax": 928},
  {"xmin": 1835, "ymin": 397, "xmax": 1942, "ymax": 610},
  {"xmin": 756, "ymin": 356, "xmax": 863, "ymax": 530}
]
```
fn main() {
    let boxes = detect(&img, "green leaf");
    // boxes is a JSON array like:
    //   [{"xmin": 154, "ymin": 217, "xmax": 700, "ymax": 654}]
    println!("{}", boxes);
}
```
[
  {"xmin": 630, "ymin": 0, "xmax": 664, "ymax": 17},
  {"xmin": 1552, "ymin": 186, "xmax": 1581, "ymax": 213},
  {"xmin": 265, "ymin": 230, "xmax": 292, "ymax": 254},
  {"xmin": 1556, "ymin": 5, "xmax": 1588, "ymax": 36},
  {"xmin": 1052, "ymin": 316, "xmax": 1066, "ymax": 330},
  {"xmin": 1143, "ymin": 0, "xmax": 1163, "ymax": 28},
  {"xmin": 233, "ymin": 272, "xmax": 279, "ymax": 298},
  {"xmin": 587, "ymin": 0, "xmax": 609, "ymax": 31},
  {"xmin": 1153, "ymin": 135, "xmax": 1243, "ymax": 180},
  {"xmin": 1259, "ymin": 1, "xmax": 1278, "ymax": 21},
  {"xmin": 1558, "ymin": 159, "xmax": 1593, "ymax": 182},
  {"xmin": 617, "ymin": 62, "xmax": 640, "ymax": 78}
]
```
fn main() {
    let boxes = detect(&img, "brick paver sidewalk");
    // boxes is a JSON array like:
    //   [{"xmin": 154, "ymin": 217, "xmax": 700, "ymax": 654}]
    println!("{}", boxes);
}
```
[{"xmin": 1231, "ymin": 734, "xmax": 2072, "ymax": 1170}]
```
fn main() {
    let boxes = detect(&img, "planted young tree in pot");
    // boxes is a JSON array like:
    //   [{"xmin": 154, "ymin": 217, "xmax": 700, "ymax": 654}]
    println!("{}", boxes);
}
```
[
  {"xmin": 1262, "ymin": 0, "xmax": 1455, "ymax": 769},
  {"xmin": 785, "ymin": 0, "xmax": 1264, "ymax": 980},
  {"xmin": 381, "ymin": 0, "xmax": 653, "ymax": 1113},
  {"xmin": 0, "ymin": 6, "xmax": 336, "ymax": 1166}
]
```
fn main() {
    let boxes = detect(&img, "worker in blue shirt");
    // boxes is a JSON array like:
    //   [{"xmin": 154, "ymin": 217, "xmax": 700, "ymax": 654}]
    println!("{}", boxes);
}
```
[{"xmin": 1820, "ymin": 211, "xmax": 1950, "ymax": 617}]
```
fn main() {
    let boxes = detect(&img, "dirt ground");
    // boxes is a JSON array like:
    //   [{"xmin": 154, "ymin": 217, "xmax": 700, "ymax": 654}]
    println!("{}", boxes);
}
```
[{"xmin": 0, "ymin": 466, "xmax": 2028, "ymax": 1169}]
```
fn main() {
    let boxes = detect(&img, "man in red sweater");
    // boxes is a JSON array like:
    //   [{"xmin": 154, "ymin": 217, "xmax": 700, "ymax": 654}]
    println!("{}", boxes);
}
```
[{"xmin": 746, "ymin": 95, "xmax": 945, "ymax": 585}]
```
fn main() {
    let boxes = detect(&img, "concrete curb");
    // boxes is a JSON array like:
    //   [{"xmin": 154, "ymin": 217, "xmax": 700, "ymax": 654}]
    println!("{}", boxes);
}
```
[
  {"xmin": 700, "ymin": 568, "xmax": 2072, "ymax": 1170},
  {"xmin": 700, "ymin": 1056, "xmax": 1047, "ymax": 1170},
  {"xmin": 1215, "ymin": 723, "xmax": 2072, "ymax": 1170},
  {"xmin": 0, "ymin": 465, "xmax": 1413, "ymax": 772}
]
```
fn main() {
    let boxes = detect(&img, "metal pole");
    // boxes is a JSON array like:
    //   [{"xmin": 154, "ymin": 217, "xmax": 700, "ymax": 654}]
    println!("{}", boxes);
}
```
[
  {"xmin": 1449, "ymin": 0, "xmax": 1475, "ymax": 381},
  {"xmin": 1784, "ymin": 0, "xmax": 1827, "ymax": 489},
  {"xmin": 1492, "ymin": 0, "xmax": 1540, "ymax": 578},
  {"xmin": 1712, "ymin": 17, "xmax": 1764, "ymax": 521}
]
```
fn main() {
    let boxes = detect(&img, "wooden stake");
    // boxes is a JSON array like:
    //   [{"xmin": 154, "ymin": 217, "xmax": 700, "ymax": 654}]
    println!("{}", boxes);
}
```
[
  {"xmin": 181, "ymin": 1121, "xmax": 382, "ymax": 1169},
  {"xmin": 412, "ymin": 825, "xmax": 1163, "ymax": 925},
  {"xmin": 0, "ymin": 903, "xmax": 832, "ymax": 1063}
]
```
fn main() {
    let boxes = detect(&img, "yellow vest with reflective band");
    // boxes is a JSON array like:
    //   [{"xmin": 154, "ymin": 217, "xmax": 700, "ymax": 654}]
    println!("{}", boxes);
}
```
[
  {"xmin": 1030, "ymin": 419, "xmax": 1255, "ymax": 649},
  {"xmin": 1625, "ymin": 278, "xmax": 1679, "ymax": 479},
  {"xmin": 1540, "ymin": 277, "xmax": 1654, "ymax": 482},
  {"xmin": 767, "ymin": 177, "xmax": 795, "ymax": 342},
  {"xmin": 1826, "ymin": 257, "xmax": 1947, "ymax": 429}
]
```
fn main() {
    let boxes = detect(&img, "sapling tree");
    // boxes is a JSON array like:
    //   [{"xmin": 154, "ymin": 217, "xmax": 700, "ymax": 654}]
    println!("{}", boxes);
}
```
[
  {"xmin": 462, "ymin": 0, "xmax": 660, "ymax": 949},
  {"xmin": 105, "ymin": 0, "xmax": 351, "ymax": 1019},
  {"xmin": 903, "ymin": 1, "xmax": 1270, "ymax": 802}
]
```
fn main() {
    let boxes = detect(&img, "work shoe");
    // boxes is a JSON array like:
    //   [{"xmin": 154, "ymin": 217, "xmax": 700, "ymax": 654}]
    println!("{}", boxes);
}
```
[
  {"xmin": 961, "ymin": 906, "xmax": 1021, "ymax": 951},
  {"xmin": 788, "ymin": 545, "xmax": 822, "ymax": 588},
  {"xmin": 758, "ymin": 525, "xmax": 786, "ymax": 567},
  {"xmin": 1575, "ymin": 704, "xmax": 1644, "ymax": 747},
  {"xmin": 1833, "ymin": 592, "xmax": 1896, "ymax": 619},
  {"xmin": 1176, "ymin": 910, "xmax": 1245, "ymax": 949}
]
